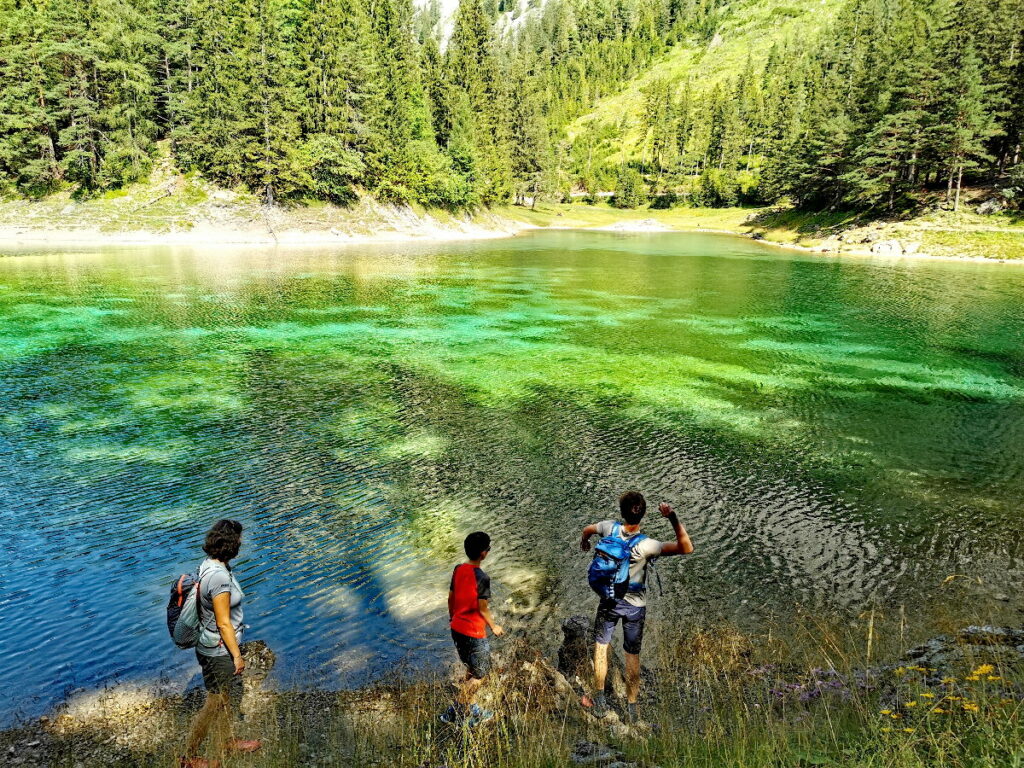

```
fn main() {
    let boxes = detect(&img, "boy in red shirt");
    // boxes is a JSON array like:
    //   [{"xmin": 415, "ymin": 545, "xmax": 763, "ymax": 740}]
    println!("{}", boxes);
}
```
[{"xmin": 441, "ymin": 531, "xmax": 504, "ymax": 726}]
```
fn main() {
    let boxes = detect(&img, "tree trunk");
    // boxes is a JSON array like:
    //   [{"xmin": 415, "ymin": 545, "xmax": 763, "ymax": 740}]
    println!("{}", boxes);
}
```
[{"xmin": 954, "ymin": 163, "xmax": 963, "ymax": 212}]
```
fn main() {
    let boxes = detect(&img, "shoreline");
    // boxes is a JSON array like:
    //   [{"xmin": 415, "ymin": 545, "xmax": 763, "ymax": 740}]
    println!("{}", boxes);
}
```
[{"xmin": 1, "ymin": 208, "xmax": 1022, "ymax": 265}]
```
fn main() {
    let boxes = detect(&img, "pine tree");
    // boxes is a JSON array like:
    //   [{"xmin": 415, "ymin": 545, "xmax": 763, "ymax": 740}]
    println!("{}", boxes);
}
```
[
  {"xmin": 937, "ymin": 42, "xmax": 1001, "ymax": 210},
  {"xmin": 295, "ymin": 0, "xmax": 376, "ymax": 201}
]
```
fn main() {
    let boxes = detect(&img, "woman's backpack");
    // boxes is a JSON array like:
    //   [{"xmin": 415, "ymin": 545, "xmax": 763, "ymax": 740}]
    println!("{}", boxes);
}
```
[
  {"xmin": 587, "ymin": 522, "xmax": 647, "ymax": 600},
  {"xmin": 167, "ymin": 573, "xmax": 202, "ymax": 649}
]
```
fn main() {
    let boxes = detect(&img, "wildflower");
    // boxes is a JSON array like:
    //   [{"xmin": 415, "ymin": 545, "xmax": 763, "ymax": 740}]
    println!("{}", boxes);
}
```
[
  {"xmin": 965, "ymin": 675, "xmax": 980, "ymax": 682},
  {"xmin": 890, "ymin": 713, "xmax": 903, "ymax": 719},
  {"xmin": 944, "ymin": 696, "xmax": 962, "ymax": 702},
  {"xmin": 905, "ymin": 701, "xmax": 918, "ymax": 708},
  {"xmin": 932, "ymin": 708, "xmax": 950, "ymax": 714},
  {"xmin": 972, "ymin": 664, "xmax": 994, "ymax": 676},
  {"xmin": 894, "ymin": 667, "xmax": 907, "ymax": 676},
  {"xmin": 880, "ymin": 709, "xmax": 892, "ymax": 715},
  {"xmin": 881, "ymin": 727, "xmax": 893, "ymax": 733},
  {"xmin": 919, "ymin": 692, "xmax": 935, "ymax": 699},
  {"xmin": 962, "ymin": 702, "xmax": 980, "ymax": 712},
  {"xmin": 902, "ymin": 727, "xmax": 915, "ymax": 733},
  {"xmin": 940, "ymin": 677, "xmax": 956, "ymax": 685},
  {"xmin": 987, "ymin": 675, "xmax": 1001, "ymax": 681},
  {"xmin": 911, "ymin": 666, "xmax": 928, "ymax": 673}
]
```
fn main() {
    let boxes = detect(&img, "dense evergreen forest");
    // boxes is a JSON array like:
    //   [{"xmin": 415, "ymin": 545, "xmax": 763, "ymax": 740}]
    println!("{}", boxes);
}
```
[{"xmin": 0, "ymin": 0, "xmax": 1021, "ymax": 211}]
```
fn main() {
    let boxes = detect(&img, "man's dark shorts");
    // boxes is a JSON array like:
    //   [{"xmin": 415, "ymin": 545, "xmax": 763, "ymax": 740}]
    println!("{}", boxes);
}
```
[
  {"xmin": 594, "ymin": 598, "xmax": 646, "ymax": 654},
  {"xmin": 451, "ymin": 629, "xmax": 491, "ymax": 679},
  {"xmin": 197, "ymin": 651, "xmax": 243, "ymax": 712}
]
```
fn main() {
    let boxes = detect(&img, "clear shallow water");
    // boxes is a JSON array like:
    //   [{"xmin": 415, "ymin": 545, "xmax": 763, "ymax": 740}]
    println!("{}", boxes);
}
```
[{"xmin": 1, "ymin": 231, "xmax": 1023, "ymax": 721}]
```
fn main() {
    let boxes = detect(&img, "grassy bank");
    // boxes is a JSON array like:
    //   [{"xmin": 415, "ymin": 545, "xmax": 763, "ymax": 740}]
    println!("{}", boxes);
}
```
[
  {"xmin": 497, "ymin": 202, "xmax": 1024, "ymax": 261},
  {"xmin": 4, "ymin": 610, "xmax": 1022, "ymax": 768},
  {"xmin": 3, "ymin": 152, "xmax": 1023, "ymax": 260}
]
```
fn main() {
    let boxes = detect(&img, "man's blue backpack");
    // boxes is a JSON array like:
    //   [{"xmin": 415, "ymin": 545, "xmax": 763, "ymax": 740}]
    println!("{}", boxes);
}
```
[{"xmin": 588, "ymin": 522, "xmax": 647, "ymax": 600}]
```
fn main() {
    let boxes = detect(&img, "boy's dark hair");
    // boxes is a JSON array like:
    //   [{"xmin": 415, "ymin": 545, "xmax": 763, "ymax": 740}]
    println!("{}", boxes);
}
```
[
  {"xmin": 464, "ymin": 531, "xmax": 491, "ymax": 560},
  {"xmin": 619, "ymin": 491, "xmax": 646, "ymax": 525},
  {"xmin": 203, "ymin": 519, "xmax": 243, "ymax": 564}
]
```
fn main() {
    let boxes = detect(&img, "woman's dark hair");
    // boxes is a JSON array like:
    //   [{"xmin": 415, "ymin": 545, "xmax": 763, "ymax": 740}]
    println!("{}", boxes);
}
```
[
  {"xmin": 620, "ymin": 491, "xmax": 646, "ymax": 525},
  {"xmin": 464, "ymin": 531, "xmax": 491, "ymax": 561},
  {"xmin": 203, "ymin": 519, "xmax": 243, "ymax": 563}
]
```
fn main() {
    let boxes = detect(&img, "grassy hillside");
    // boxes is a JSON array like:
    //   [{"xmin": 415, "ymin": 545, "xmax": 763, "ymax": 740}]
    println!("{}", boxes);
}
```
[{"xmin": 566, "ymin": 0, "xmax": 835, "ymax": 166}]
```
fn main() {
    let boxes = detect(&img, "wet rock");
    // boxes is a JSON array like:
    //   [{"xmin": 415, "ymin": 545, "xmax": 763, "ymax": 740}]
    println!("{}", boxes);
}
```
[
  {"xmin": 902, "ymin": 626, "xmax": 1024, "ymax": 671},
  {"xmin": 957, "ymin": 626, "xmax": 1024, "ymax": 646},
  {"xmin": 559, "ymin": 616, "xmax": 592, "ymax": 680},
  {"xmin": 240, "ymin": 639, "xmax": 276, "ymax": 689}
]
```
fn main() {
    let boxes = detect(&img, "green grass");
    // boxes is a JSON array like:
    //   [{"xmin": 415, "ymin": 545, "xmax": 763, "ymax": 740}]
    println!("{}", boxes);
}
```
[
  {"xmin": 15, "ymin": 609, "xmax": 1023, "ymax": 768},
  {"xmin": 566, "ymin": 0, "xmax": 834, "ymax": 164}
]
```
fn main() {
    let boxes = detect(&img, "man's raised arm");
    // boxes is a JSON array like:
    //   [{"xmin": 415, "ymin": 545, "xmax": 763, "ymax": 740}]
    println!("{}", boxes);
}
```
[
  {"xmin": 657, "ymin": 502, "xmax": 693, "ymax": 556},
  {"xmin": 579, "ymin": 523, "xmax": 600, "ymax": 552}
]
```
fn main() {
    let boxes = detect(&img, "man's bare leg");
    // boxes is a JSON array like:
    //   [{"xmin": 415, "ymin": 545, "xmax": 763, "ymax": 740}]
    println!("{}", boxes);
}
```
[
  {"xmin": 593, "ymin": 642, "xmax": 610, "ymax": 692},
  {"xmin": 624, "ymin": 652, "xmax": 641, "ymax": 703},
  {"xmin": 590, "ymin": 642, "xmax": 610, "ymax": 716}
]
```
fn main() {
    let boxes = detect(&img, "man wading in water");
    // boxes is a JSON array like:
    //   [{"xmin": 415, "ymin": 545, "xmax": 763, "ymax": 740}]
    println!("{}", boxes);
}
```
[{"xmin": 579, "ymin": 491, "xmax": 693, "ymax": 723}]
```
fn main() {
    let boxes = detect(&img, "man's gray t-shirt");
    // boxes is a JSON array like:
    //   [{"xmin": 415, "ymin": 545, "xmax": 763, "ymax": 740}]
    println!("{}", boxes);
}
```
[
  {"xmin": 196, "ymin": 558, "xmax": 245, "ymax": 657},
  {"xmin": 596, "ymin": 520, "xmax": 663, "ymax": 607}
]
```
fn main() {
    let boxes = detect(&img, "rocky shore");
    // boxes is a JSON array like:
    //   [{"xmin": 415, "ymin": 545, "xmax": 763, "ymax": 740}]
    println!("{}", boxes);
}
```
[{"xmin": 3, "ymin": 623, "xmax": 1023, "ymax": 768}]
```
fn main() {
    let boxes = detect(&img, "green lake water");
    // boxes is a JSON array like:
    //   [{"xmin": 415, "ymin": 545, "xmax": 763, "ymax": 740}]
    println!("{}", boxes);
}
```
[{"xmin": 1, "ymin": 230, "xmax": 1022, "ymax": 719}]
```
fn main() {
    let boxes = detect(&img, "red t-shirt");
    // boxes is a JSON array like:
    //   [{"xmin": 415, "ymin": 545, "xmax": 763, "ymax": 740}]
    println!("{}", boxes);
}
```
[{"xmin": 449, "ymin": 563, "xmax": 491, "ymax": 639}]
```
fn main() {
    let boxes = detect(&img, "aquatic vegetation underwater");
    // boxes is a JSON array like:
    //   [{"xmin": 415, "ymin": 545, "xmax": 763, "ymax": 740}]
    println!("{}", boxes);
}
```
[{"xmin": 1, "ymin": 232, "xmax": 1023, "ymax": 723}]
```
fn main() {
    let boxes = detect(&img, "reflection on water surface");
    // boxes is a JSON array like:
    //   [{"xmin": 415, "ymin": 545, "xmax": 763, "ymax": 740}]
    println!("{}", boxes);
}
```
[{"xmin": 1, "ymin": 231, "xmax": 1023, "ymax": 721}]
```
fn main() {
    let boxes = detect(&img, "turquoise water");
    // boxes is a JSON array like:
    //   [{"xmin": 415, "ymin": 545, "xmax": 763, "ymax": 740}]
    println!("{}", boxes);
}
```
[{"xmin": 1, "ymin": 231, "xmax": 1022, "ymax": 720}]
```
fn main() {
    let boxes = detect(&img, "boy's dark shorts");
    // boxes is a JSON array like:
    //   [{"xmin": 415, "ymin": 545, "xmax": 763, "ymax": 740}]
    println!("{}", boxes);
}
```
[
  {"xmin": 594, "ymin": 598, "xmax": 646, "ymax": 654},
  {"xmin": 451, "ymin": 629, "xmax": 491, "ymax": 679},
  {"xmin": 197, "ymin": 651, "xmax": 244, "ymax": 712}
]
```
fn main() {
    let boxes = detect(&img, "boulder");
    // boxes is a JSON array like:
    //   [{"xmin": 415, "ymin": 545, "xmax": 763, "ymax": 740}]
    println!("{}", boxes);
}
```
[
  {"xmin": 977, "ymin": 198, "xmax": 1004, "ymax": 215},
  {"xmin": 571, "ymin": 740, "xmax": 623, "ymax": 765},
  {"xmin": 870, "ymin": 240, "xmax": 903, "ymax": 255},
  {"xmin": 902, "ymin": 627, "xmax": 1024, "ymax": 671},
  {"xmin": 558, "ymin": 616, "xmax": 592, "ymax": 680}
]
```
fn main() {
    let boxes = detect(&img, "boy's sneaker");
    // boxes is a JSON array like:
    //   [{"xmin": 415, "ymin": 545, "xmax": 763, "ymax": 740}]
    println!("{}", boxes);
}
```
[
  {"xmin": 439, "ymin": 704, "xmax": 462, "ymax": 724},
  {"xmin": 590, "ymin": 692, "xmax": 608, "ymax": 718},
  {"xmin": 467, "ymin": 704, "xmax": 494, "ymax": 727}
]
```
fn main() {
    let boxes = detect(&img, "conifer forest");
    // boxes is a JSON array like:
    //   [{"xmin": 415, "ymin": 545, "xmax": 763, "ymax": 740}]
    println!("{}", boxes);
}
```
[{"xmin": 1, "ymin": 0, "xmax": 1022, "ymax": 212}]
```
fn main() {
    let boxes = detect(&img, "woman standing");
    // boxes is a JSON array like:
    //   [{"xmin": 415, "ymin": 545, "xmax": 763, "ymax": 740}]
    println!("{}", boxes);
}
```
[{"xmin": 182, "ymin": 519, "xmax": 261, "ymax": 768}]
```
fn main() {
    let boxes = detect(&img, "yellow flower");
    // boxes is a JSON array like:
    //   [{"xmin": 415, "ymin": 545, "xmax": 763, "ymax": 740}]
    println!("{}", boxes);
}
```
[
  {"xmin": 891, "ymin": 713, "xmax": 903, "ymax": 719},
  {"xmin": 987, "ymin": 675, "xmax": 1001, "ymax": 681},
  {"xmin": 911, "ymin": 666, "xmax": 928, "ymax": 673},
  {"xmin": 880, "ymin": 709, "xmax": 892, "ymax": 715},
  {"xmin": 1000, "ymin": 699, "xmax": 1014, "ymax": 705},
  {"xmin": 905, "ymin": 701, "xmax": 918, "ymax": 708},
  {"xmin": 965, "ymin": 675, "xmax": 980, "ymax": 682},
  {"xmin": 919, "ymin": 693, "xmax": 935, "ymax": 699},
  {"xmin": 945, "ymin": 696, "xmax": 962, "ymax": 701},
  {"xmin": 972, "ymin": 664, "xmax": 995, "ymax": 676},
  {"xmin": 962, "ymin": 702, "xmax": 980, "ymax": 712},
  {"xmin": 903, "ymin": 727, "xmax": 915, "ymax": 733},
  {"xmin": 881, "ymin": 727, "xmax": 893, "ymax": 733},
  {"xmin": 940, "ymin": 677, "xmax": 956, "ymax": 685},
  {"xmin": 894, "ymin": 667, "xmax": 907, "ymax": 676},
  {"xmin": 932, "ymin": 708, "xmax": 950, "ymax": 714}
]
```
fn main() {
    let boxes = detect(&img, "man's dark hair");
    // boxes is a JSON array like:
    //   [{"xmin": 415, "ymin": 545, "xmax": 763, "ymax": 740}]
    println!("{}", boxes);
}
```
[
  {"xmin": 203, "ymin": 519, "xmax": 243, "ymax": 564},
  {"xmin": 464, "ymin": 531, "xmax": 491, "ymax": 561},
  {"xmin": 619, "ymin": 491, "xmax": 646, "ymax": 525}
]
